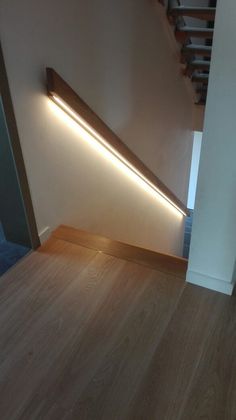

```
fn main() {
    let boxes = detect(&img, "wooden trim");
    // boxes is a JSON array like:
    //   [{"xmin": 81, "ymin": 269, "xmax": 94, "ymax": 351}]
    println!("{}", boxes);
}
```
[
  {"xmin": 0, "ymin": 43, "xmax": 40, "ymax": 249},
  {"xmin": 52, "ymin": 225, "xmax": 188, "ymax": 279},
  {"xmin": 46, "ymin": 68, "xmax": 189, "ymax": 217}
]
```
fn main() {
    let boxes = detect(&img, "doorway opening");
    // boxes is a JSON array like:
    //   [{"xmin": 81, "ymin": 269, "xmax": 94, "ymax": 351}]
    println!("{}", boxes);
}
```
[
  {"xmin": 183, "ymin": 131, "xmax": 202, "ymax": 258},
  {"xmin": 0, "ymin": 44, "xmax": 39, "ymax": 276}
]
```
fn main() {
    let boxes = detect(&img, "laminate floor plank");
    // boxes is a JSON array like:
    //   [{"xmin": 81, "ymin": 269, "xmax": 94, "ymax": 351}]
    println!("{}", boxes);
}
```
[
  {"xmin": 0, "ymin": 238, "xmax": 94, "ymax": 312},
  {"xmin": 178, "ymin": 297, "xmax": 236, "ymax": 420},
  {"xmin": 128, "ymin": 285, "xmax": 230, "ymax": 420},
  {"xmin": 0, "ymin": 239, "xmax": 97, "ymax": 363},
  {"xmin": 17, "ymin": 261, "xmax": 184, "ymax": 419},
  {"xmin": 0, "ymin": 244, "xmax": 127, "ymax": 419},
  {"xmin": 0, "ymin": 230, "xmax": 235, "ymax": 420}
]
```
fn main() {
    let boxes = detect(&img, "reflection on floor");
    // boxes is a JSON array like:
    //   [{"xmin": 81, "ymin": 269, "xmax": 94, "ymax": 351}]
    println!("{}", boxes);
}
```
[{"xmin": 0, "ymin": 223, "xmax": 30, "ymax": 276}]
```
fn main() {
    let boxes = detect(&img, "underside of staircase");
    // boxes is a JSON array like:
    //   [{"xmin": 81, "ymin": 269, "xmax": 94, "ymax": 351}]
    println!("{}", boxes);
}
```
[{"xmin": 159, "ymin": 0, "xmax": 217, "ymax": 105}]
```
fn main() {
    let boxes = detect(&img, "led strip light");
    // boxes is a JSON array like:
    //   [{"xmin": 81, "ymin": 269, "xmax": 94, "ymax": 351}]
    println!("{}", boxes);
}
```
[{"xmin": 47, "ymin": 68, "xmax": 188, "ymax": 217}]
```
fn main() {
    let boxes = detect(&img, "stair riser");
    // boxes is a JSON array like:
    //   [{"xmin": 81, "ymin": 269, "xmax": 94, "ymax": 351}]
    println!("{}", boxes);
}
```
[
  {"xmin": 192, "ymin": 78, "xmax": 208, "ymax": 85},
  {"xmin": 184, "ymin": 67, "xmax": 210, "ymax": 77},
  {"xmin": 184, "ymin": 60, "xmax": 210, "ymax": 76},
  {"xmin": 176, "ymin": 31, "xmax": 213, "ymax": 43},
  {"xmin": 170, "ymin": 11, "xmax": 215, "ymax": 21}
]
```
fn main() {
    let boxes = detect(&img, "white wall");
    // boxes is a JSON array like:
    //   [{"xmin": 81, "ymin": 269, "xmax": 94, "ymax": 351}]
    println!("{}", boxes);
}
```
[
  {"xmin": 187, "ymin": 0, "xmax": 236, "ymax": 294},
  {"xmin": 187, "ymin": 131, "xmax": 202, "ymax": 210},
  {"xmin": 0, "ymin": 0, "xmax": 193, "ymax": 255}
]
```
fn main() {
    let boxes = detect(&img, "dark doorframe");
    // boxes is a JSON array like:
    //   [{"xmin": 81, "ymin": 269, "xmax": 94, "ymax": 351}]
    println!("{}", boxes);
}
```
[{"xmin": 0, "ymin": 43, "xmax": 40, "ymax": 249}]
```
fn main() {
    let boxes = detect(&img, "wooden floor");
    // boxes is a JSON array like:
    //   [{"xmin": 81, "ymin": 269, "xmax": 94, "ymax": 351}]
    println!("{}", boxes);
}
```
[{"xmin": 0, "ymin": 226, "xmax": 234, "ymax": 420}]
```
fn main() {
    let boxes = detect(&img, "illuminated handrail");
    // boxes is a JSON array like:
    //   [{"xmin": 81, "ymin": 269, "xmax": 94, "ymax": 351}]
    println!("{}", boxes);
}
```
[{"xmin": 46, "ymin": 68, "xmax": 189, "ymax": 217}]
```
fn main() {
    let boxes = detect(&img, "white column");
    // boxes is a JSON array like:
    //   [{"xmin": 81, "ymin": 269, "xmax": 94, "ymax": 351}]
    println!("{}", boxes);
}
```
[{"xmin": 187, "ymin": 0, "xmax": 236, "ymax": 295}]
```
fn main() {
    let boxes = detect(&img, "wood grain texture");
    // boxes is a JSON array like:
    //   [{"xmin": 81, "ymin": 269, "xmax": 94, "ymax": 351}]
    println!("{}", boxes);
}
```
[
  {"xmin": 46, "ymin": 67, "xmax": 189, "ymax": 217},
  {"xmin": 179, "ymin": 297, "xmax": 236, "ymax": 420},
  {"xmin": 128, "ymin": 285, "xmax": 229, "ymax": 420},
  {"xmin": 0, "ymin": 230, "xmax": 235, "ymax": 419},
  {"xmin": 52, "ymin": 225, "xmax": 188, "ymax": 280}
]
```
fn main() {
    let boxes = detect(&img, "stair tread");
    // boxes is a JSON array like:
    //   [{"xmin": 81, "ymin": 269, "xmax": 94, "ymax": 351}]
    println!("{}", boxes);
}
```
[
  {"xmin": 185, "ymin": 44, "xmax": 212, "ymax": 51},
  {"xmin": 169, "ymin": 6, "xmax": 216, "ymax": 21},
  {"xmin": 182, "ymin": 45, "xmax": 212, "ymax": 58},
  {"xmin": 195, "ymin": 99, "xmax": 206, "ymax": 105},
  {"xmin": 177, "ymin": 26, "xmax": 214, "ymax": 32},
  {"xmin": 193, "ymin": 73, "xmax": 209, "ymax": 77},
  {"xmin": 190, "ymin": 60, "xmax": 210, "ymax": 66},
  {"xmin": 171, "ymin": 6, "xmax": 216, "ymax": 12},
  {"xmin": 192, "ymin": 74, "xmax": 209, "ymax": 82}
]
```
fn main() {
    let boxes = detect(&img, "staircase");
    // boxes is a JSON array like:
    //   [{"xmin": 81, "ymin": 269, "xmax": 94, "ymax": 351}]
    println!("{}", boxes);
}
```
[{"xmin": 159, "ymin": 0, "xmax": 217, "ymax": 105}]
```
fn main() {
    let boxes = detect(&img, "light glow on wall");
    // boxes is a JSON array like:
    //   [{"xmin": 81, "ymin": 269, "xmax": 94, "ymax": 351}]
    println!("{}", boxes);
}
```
[{"xmin": 49, "ymin": 94, "xmax": 186, "ymax": 218}]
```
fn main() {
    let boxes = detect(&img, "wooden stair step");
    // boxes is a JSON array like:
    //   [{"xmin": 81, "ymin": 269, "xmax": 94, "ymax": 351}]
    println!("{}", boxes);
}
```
[
  {"xmin": 53, "ymin": 225, "xmax": 188, "ymax": 279},
  {"xmin": 169, "ymin": 6, "xmax": 216, "ymax": 21},
  {"xmin": 185, "ymin": 60, "xmax": 210, "ymax": 76},
  {"xmin": 182, "ymin": 44, "xmax": 212, "ymax": 59},
  {"xmin": 196, "ymin": 86, "xmax": 208, "ymax": 94},
  {"xmin": 190, "ymin": 59, "xmax": 210, "ymax": 68},
  {"xmin": 195, "ymin": 98, "xmax": 206, "ymax": 106},
  {"xmin": 192, "ymin": 73, "xmax": 209, "ymax": 84},
  {"xmin": 196, "ymin": 88, "xmax": 207, "ymax": 103},
  {"xmin": 176, "ymin": 27, "xmax": 214, "ymax": 43}
]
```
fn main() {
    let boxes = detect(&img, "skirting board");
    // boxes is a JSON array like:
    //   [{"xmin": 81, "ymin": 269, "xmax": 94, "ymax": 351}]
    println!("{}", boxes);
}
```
[
  {"xmin": 187, "ymin": 269, "xmax": 235, "ymax": 296},
  {"xmin": 39, "ymin": 226, "xmax": 51, "ymax": 244}
]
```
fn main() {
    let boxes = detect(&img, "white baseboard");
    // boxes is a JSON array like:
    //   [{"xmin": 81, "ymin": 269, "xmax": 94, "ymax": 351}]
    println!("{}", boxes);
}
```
[
  {"xmin": 38, "ymin": 226, "xmax": 51, "ymax": 244},
  {"xmin": 187, "ymin": 269, "xmax": 235, "ymax": 296}
]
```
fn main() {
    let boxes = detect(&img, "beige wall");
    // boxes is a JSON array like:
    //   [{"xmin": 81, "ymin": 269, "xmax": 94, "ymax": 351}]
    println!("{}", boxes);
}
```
[{"xmin": 0, "ymin": 0, "xmax": 193, "ymax": 255}]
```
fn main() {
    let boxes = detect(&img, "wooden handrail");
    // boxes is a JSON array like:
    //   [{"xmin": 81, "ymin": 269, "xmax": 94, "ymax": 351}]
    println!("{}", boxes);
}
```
[{"xmin": 46, "ymin": 68, "xmax": 189, "ymax": 216}]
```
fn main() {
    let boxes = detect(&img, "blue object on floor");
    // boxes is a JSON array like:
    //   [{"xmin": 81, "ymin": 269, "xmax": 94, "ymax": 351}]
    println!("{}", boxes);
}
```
[
  {"xmin": 0, "ymin": 240, "xmax": 30, "ymax": 276},
  {"xmin": 0, "ymin": 221, "xmax": 30, "ymax": 276},
  {"xmin": 0, "ymin": 222, "xmax": 5, "ymax": 243}
]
